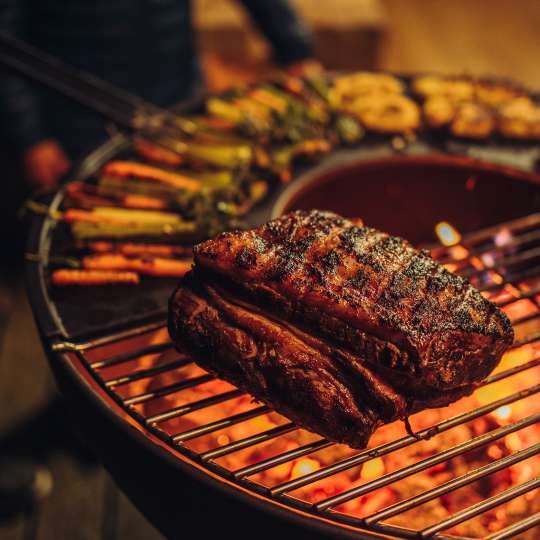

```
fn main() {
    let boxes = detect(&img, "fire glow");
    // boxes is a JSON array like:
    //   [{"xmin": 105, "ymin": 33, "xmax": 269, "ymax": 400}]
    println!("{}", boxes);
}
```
[
  {"xmin": 95, "ymin": 220, "xmax": 540, "ymax": 540},
  {"xmin": 435, "ymin": 221, "xmax": 462, "ymax": 247}
]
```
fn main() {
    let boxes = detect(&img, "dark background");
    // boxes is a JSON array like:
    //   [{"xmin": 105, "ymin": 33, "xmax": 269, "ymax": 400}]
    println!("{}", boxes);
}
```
[{"xmin": 1, "ymin": 1, "xmax": 540, "ymax": 538}]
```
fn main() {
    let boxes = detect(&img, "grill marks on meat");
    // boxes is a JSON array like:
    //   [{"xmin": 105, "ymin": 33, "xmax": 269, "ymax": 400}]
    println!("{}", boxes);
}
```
[
  {"xmin": 194, "ymin": 210, "xmax": 513, "ymax": 391},
  {"xmin": 169, "ymin": 210, "xmax": 514, "ymax": 448}
]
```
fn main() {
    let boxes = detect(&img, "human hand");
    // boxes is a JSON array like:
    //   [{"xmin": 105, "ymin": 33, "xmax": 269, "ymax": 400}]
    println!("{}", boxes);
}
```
[
  {"xmin": 23, "ymin": 139, "xmax": 71, "ymax": 191},
  {"xmin": 284, "ymin": 58, "xmax": 324, "ymax": 78}
]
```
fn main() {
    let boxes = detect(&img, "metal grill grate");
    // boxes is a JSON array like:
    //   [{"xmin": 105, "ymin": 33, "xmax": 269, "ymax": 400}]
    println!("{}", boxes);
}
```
[{"xmin": 51, "ymin": 213, "xmax": 540, "ymax": 540}]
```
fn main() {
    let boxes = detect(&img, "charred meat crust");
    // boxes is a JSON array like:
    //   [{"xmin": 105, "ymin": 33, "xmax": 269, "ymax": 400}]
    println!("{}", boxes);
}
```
[
  {"xmin": 194, "ymin": 210, "xmax": 514, "ymax": 392},
  {"xmin": 169, "ymin": 210, "xmax": 514, "ymax": 448},
  {"xmin": 169, "ymin": 274, "xmax": 381, "ymax": 448}
]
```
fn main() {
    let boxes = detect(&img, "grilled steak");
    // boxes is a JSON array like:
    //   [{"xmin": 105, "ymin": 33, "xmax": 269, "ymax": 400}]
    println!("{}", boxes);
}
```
[{"xmin": 169, "ymin": 210, "xmax": 514, "ymax": 448}]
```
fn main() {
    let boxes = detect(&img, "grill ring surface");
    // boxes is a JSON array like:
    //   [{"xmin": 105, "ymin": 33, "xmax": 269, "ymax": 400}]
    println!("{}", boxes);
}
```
[{"xmin": 26, "ymin": 133, "xmax": 540, "ymax": 539}]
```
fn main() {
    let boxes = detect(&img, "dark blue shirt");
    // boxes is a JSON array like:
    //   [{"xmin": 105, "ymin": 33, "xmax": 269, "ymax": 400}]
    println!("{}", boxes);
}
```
[{"xmin": 0, "ymin": 0, "xmax": 313, "ymax": 156}]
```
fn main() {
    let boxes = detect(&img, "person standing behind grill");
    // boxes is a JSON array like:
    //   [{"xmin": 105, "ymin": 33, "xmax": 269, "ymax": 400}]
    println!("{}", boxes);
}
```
[
  {"xmin": 0, "ymin": 0, "xmax": 319, "ymax": 258},
  {"xmin": 0, "ymin": 0, "xmax": 319, "ymax": 187},
  {"xmin": 0, "ymin": 0, "xmax": 318, "ymax": 512}
]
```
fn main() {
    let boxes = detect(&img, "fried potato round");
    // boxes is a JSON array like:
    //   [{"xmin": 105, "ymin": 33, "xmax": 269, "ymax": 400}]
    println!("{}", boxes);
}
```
[
  {"xmin": 451, "ymin": 102, "xmax": 495, "ymax": 139},
  {"xmin": 413, "ymin": 75, "xmax": 474, "ymax": 102},
  {"xmin": 351, "ymin": 94, "xmax": 421, "ymax": 133},
  {"xmin": 498, "ymin": 97, "xmax": 540, "ymax": 140}
]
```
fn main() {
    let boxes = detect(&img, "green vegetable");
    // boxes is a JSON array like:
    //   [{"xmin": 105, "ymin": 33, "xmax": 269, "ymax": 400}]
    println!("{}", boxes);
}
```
[
  {"xmin": 98, "ymin": 176, "xmax": 179, "ymax": 201},
  {"xmin": 185, "ymin": 142, "xmax": 253, "ymax": 170},
  {"xmin": 71, "ymin": 220, "xmax": 199, "ymax": 242},
  {"xmin": 206, "ymin": 97, "xmax": 269, "ymax": 137},
  {"xmin": 334, "ymin": 115, "xmax": 365, "ymax": 145}
]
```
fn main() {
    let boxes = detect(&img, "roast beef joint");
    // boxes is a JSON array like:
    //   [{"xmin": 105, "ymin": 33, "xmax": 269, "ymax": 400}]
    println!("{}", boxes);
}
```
[{"xmin": 168, "ymin": 210, "xmax": 514, "ymax": 449}]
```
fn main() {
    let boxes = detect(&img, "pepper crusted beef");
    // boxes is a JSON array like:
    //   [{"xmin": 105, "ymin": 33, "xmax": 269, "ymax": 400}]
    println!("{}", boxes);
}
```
[{"xmin": 169, "ymin": 210, "xmax": 514, "ymax": 448}]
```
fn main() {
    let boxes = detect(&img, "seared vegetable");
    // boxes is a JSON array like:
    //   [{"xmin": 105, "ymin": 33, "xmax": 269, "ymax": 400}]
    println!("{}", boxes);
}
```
[
  {"xmin": 184, "ymin": 141, "xmax": 253, "ymax": 169},
  {"xmin": 82, "ymin": 253, "xmax": 192, "ymax": 277},
  {"xmin": 89, "ymin": 207, "xmax": 184, "ymax": 225},
  {"xmin": 271, "ymin": 139, "xmax": 332, "ymax": 182},
  {"xmin": 64, "ymin": 207, "xmax": 186, "ymax": 226},
  {"xmin": 88, "ymin": 242, "xmax": 192, "ymax": 258},
  {"xmin": 133, "ymin": 138, "xmax": 184, "ymax": 166},
  {"xmin": 71, "ymin": 219, "xmax": 199, "ymax": 242},
  {"xmin": 52, "ymin": 269, "xmax": 140, "ymax": 286},
  {"xmin": 333, "ymin": 114, "xmax": 365, "ymax": 145},
  {"xmin": 66, "ymin": 182, "xmax": 170, "ymax": 210},
  {"xmin": 206, "ymin": 96, "xmax": 270, "ymax": 137},
  {"xmin": 103, "ymin": 161, "xmax": 201, "ymax": 191}
]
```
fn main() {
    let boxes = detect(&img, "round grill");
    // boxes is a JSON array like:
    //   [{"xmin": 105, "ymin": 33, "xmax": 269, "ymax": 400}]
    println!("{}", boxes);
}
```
[{"xmin": 26, "ymin": 141, "xmax": 540, "ymax": 540}]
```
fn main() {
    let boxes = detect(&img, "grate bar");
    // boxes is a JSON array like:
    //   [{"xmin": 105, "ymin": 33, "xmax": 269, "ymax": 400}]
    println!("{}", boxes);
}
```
[
  {"xmin": 509, "ymin": 332, "xmax": 540, "ymax": 349},
  {"xmin": 451, "ymin": 213, "xmax": 540, "ymax": 247},
  {"xmin": 478, "ymin": 264, "xmax": 540, "ymax": 294},
  {"xmin": 123, "ymin": 374, "xmax": 214, "ymax": 406},
  {"xmin": 230, "ymin": 355, "xmax": 540, "ymax": 479},
  {"xmin": 201, "ymin": 422, "xmax": 297, "ymax": 461},
  {"xmin": 511, "ymin": 311, "xmax": 540, "ymax": 327},
  {"xmin": 90, "ymin": 342, "xmax": 174, "ymax": 369},
  {"xmin": 460, "ymin": 244, "xmax": 540, "ymax": 280},
  {"xmin": 315, "ymin": 413, "xmax": 540, "ymax": 511},
  {"xmin": 431, "ymin": 212, "xmax": 540, "ymax": 256},
  {"xmin": 437, "ymin": 226, "xmax": 540, "ymax": 266},
  {"xmin": 419, "ymin": 476, "xmax": 540, "ymax": 538},
  {"xmin": 497, "ymin": 286, "xmax": 540, "ymax": 308},
  {"xmin": 233, "ymin": 439, "xmax": 332, "ymax": 479},
  {"xmin": 53, "ymin": 319, "xmax": 167, "ymax": 352},
  {"xmin": 270, "ymin": 384, "xmax": 540, "ymax": 496},
  {"xmin": 172, "ymin": 406, "xmax": 270, "ymax": 443},
  {"xmin": 104, "ymin": 358, "xmax": 192, "ymax": 388},
  {"xmin": 145, "ymin": 389, "xmax": 245, "ymax": 424},
  {"xmin": 485, "ymin": 512, "xmax": 540, "ymax": 540},
  {"xmin": 364, "ymin": 442, "xmax": 540, "ymax": 525},
  {"xmin": 484, "ymin": 355, "xmax": 540, "ymax": 385}
]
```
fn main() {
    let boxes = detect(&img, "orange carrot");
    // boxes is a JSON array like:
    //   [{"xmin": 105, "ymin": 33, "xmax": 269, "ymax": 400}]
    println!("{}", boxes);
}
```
[
  {"xmin": 122, "ymin": 194, "xmax": 169, "ymax": 210},
  {"xmin": 134, "ymin": 139, "xmax": 183, "ymax": 166},
  {"xmin": 297, "ymin": 139, "xmax": 332, "ymax": 155},
  {"xmin": 63, "ymin": 209, "xmax": 113, "ymax": 224},
  {"xmin": 197, "ymin": 116, "xmax": 237, "ymax": 130},
  {"xmin": 88, "ymin": 241, "xmax": 115, "ymax": 253},
  {"xmin": 66, "ymin": 182, "xmax": 170, "ymax": 210},
  {"xmin": 82, "ymin": 253, "xmax": 192, "ymax": 277},
  {"xmin": 66, "ymin": 183, "xmax": 113, "ymax": 208},
  {"xmin": 103, "ymin": 161, "xmax": 201, "ymax": 191},
  {"xmin": 88, "ymin": 242, "xmax": 192, "ymax": 258},
  {"xmin": 52, "ymin": 269, "xmax": 140, "ymax": 286}
]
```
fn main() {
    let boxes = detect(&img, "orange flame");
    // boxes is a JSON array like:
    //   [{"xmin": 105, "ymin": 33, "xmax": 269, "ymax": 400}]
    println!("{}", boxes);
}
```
[
  {"xmin": 435, "ymin": 221, "xmax": 462, "ymax": 247},
  {"xmin": 291, "ymin": 458, "xmax": 320, "ymax": 479},
  {"xmin": 361, "ymin": 458, "xmax": 385, "ymax": 481}
]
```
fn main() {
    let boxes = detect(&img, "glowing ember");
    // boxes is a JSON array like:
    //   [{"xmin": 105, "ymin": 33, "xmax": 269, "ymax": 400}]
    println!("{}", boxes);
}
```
[
  {"xmin": 493, "ymin": 405, "xmax": 512, "ymax": 421},
  {"xmin": 217, "ymin": 434, "xmax": 231, "ymax": 446},
  {"xmin": 435, "ymin": 221, "xmax": 462, "ymax": 247},
  {"xmin": 291, "ymin": 458, "xmax": 320, "ymax": 479},
  {"xmin": 481, "ymin": 253, "xmax": 496, "ymax": 268},
  {"xmin": 494, "ymin": 228, "xmax": 513, "ymax": 247},
  {"xmin": 505, "ymin": 433, "xmax": 522, "ymax": 452},
  {"xmin": 361, "ymin": 457, "xmax": 385, "ymax": 481},
  {"xmin": 448, "ymin": 245, "xmax": 469, "ymax": 260},
  {"xmin": 487, "ymin": 444, "xmax": 504, "ymax": 460}
]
